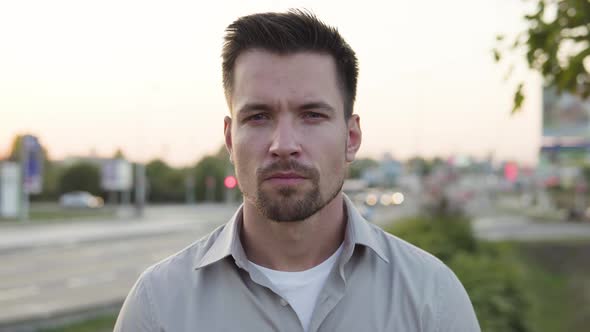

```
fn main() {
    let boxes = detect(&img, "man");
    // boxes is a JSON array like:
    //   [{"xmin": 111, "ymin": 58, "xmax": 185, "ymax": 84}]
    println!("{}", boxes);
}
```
[{"xmin": 115, "ymin": 10, "xmax": 480, "ymax": 332}]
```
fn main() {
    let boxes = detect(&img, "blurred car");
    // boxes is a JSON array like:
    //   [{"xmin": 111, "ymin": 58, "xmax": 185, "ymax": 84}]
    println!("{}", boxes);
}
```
[{"xmin": 59, "ymin": 191, "xmax": 104, "ymax": 208}]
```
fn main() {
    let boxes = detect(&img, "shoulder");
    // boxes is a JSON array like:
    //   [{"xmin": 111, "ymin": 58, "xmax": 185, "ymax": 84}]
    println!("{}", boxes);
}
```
[
  {"xmin": 367, "ymin": 223, "xmax": 480, "ymax": 330},
  {"xmin": 369, "ymin": 222, "xmax": 449, "ymax": 275},
  {"xmin": 140, "ymin": 223, "xmax": 227, "ymax": 285},
  {"xmin": 364, "ymin": 222, "xmax": 466, "ymax": 299}
]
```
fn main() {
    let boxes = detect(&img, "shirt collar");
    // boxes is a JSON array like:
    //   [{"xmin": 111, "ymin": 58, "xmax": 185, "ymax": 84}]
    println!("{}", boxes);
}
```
[
  {"xmin": 193, "ymin": 207, "xmax": 248, "ymax": 270},
  {"xmin": 342, "ymin": 193, "xmax": 389, "ymax": 263},
  {"xmin": 194, "ymin": 193, "xmax": 389, "ymax": 270}
]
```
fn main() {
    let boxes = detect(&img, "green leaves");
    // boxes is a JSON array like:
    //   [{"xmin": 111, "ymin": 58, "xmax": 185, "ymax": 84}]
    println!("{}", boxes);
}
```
[
  {"xmin": 495, "ymin": 0, "xmax": 590, "ymax": 113},
  {"xmin": 493, "ymin": 48, "xmax": 502, "ymax": 62},
  {"xmin": 59, "ymin": 163, "xmax": 101, "ymax": 195},
  {"xmin": 512, "ymin": 83, "xmax": 525, "ymax": 114}
]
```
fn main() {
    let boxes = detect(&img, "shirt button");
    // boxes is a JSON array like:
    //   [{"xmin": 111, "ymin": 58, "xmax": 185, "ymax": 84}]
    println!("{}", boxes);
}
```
[{"xmin": 280, "ymin": 298, "xmax": 288, "ymax": 306}]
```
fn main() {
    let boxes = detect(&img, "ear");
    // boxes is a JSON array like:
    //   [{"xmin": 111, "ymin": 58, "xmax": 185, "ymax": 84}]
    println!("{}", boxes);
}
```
[
  {"xmin": 345, "ymin": 114, "xmax": 362, "ymax": 162},
  {"xmin": 224, "ymin": 116, "xmax": 233, "ymax": 161}
]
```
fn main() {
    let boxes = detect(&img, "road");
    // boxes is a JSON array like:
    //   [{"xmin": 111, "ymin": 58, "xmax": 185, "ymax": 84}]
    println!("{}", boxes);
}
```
[
  {"xmin": 0, "ymin": 200, "xmax": 416, "ymax": 331},
  {"xmin": 2, "ymin": 198, "xmax": 590, "ymax": 331},
  {"xmin": 463, "ymin": 187, "xmax": 590, "ymax": 241},
  {"xmin": 0, "ymin": 204, "xmax": 236, "ymax": 331},
  {"xmin": 473, "ymin": 215, "xmax": 590, "ymax": 241}
]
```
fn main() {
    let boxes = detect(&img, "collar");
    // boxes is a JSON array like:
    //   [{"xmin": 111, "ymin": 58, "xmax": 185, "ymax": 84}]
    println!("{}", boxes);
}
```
[{"xmin": 194, "ymin": 193, "xmax": 389, "ymax": 270}]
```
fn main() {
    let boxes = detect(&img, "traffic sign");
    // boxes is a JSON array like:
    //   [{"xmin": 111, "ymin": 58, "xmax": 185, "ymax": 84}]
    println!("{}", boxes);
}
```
[{"xmin": 23, "ymin": 135, "xmax": 43, "ymax": 194}]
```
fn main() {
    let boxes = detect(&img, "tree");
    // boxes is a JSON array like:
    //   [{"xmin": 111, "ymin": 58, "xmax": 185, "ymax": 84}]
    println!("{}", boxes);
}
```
[
  {"xmin": 406, "ymin": 157, "xmax": 433, "ymax": 177},
  {"xmin": 7, "ymin": 135, "xmax": 22, "ymax": 162},
  {"xmin": 35, "ymin": 160, "xmax": 62, "ymax": 201},
  {"xmin": 347, "ymin": 157, "xmax": 379, "ymax": 179},
  {"xmin": 58, "ymin": 162, "xmax": 101, "ymax": 195},
  {"xmin": 194, "ymin": 154, "xmax": 231, "ymax": 202},
  {"xmin": 113, "ymin": 148, "xmax": 126, "ymax": 159},
  {"xmin": 7, "ymin": 135, "xmax": 49, "ymax": 163},
  {"xmin": 495, "ymin": 0, "xmax": 590, "ymax": 113},
  {"xmin": 145, "ymin": 159, "xmax": 185, "ymax": 202}
]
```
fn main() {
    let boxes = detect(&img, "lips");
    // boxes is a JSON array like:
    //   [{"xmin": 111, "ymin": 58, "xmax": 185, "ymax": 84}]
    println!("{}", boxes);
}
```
[
  {"xmin": 264, "ymin": 172, "xmax": 308, "ymax": 186},
  {"xmin": 257, "ymin": 161, "xmax": 319, "ymax": 186},
  {"xmin": 266, "ymin": 172, "xmax": 306, "ymax": 180}
]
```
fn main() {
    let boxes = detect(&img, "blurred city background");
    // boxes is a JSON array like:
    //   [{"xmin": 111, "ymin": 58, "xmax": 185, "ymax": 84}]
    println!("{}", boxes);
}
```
[{"xmin": 1, "ymin": 0, "xmax": 590, "ymax": 331}]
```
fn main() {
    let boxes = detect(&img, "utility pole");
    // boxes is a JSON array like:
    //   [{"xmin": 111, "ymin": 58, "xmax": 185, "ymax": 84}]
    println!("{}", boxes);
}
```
[
  {"xmin": 134, "ymin": 163, "xmax": 146, "ymax": 218},
  {"xmin": 19, "ymin": 140, "xmax": 29, "ymax": 222}
]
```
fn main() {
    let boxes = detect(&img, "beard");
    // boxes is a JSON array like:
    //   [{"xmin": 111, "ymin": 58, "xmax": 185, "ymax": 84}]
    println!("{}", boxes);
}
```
[{"xmin": 243, "ymin": 160, "xmax": 344, "ymax": 222}]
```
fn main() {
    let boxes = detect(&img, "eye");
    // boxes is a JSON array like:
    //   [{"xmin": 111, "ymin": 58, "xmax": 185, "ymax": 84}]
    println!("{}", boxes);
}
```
[
  {"xmin": 303, "ymin": 112, "xmax": 326, "ymax": 119},
  {"xmin": 245, "ymin": 113, "xmax": 270, "ymax": 122}
]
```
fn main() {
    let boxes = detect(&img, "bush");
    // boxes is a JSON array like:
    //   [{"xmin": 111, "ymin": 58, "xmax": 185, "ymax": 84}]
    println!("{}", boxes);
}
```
[
  {"xmin": 387, "ymin": 215, "xmax": 531, "ymax": 332},
  {"xmin": 145, "ymin": 159, "xmax": 186, "ymax": 202},
  {"xmin": 58, "ymin": 162, "xmax": 101, "ymax": 196},
  {"xmin": 449, "ymin": 252, "xmax": 530, "ymax": 332},
  {"xmin": 386, "ymin": 214, "xmax": 477, "ymax": 261}
]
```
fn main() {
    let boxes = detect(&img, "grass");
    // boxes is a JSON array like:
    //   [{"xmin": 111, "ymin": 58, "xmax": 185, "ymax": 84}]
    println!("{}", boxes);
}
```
[
  {"xmin": 517, "ymin": 240, "xmax": 590, "ymax": 332},
  {"xmin": 0, "ymin": 204, "xmax": 116, "ymax": 223},
  {"xmin": 29, "ymin": 208, "xmax": 116, "ymax": 221},
  {"xmin": 40, "ymin": 315, "xmax": 117, "ymax": 332},
  {"xmin": 522, "ymin": 258, "xmax": 572, "ymax": 332}
]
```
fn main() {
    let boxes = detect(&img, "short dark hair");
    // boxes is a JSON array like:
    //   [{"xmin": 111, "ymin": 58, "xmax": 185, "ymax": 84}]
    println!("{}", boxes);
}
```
[{"xmin": 222, "ymin": 9, "xmax": 359, "ymax": 119}]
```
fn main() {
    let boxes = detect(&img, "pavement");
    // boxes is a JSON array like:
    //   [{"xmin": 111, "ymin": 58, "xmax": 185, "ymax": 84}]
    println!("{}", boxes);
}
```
[
  {"xmin": 473, "ymin": 214, "xmax": 590, "ymax": 241},
  {"xmin": 0, "ymin": 204, "xmax": 239, "ymax": 253},
  {"xmin": 2, "ymin": 200, "xmax": 590, "ymax": 254},
  {"xmin": 0, "ymin": 200, "xmax": 418, "ymax": 254},
  {"xmin": 0, "ymin": 204, "xmax": 238, "ymax": 332}
]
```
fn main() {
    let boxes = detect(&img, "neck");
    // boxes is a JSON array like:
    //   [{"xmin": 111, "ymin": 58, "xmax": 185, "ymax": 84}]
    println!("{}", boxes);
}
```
[{"xmin": 241, "ymin": 192, "xmax": 346, "ymax": 272}]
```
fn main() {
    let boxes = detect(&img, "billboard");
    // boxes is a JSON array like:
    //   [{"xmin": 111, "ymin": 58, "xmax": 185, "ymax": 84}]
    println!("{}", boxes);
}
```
[
  {"xmin": 0, "ymin": 162, "xmax": 20, "ymax": 218},
  {"xmin": 540, "ymin": 143, "xmax": 590, "ymax": 166},
  {"xmin": 101, "ymin": 159, "xmax": 133, "ymax": 191},
  {"xmin": 543, "ymin": 87, "xmax": 590, "ymax": 139},
  {"xmin": 541, "ymin": 87, "xmax": 590, "ymax": 167}
]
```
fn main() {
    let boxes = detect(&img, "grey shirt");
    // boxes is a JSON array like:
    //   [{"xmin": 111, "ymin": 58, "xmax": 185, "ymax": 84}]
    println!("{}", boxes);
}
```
[{"xmin": 114, "ymin": 195, "xmax": 480, "ymax": 332}]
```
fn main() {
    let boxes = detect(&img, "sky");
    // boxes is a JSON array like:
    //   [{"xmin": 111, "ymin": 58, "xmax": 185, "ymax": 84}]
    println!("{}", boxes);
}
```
[{"xmin": 0, "ymin": 0, "xmax": 541, "ymax": 167}]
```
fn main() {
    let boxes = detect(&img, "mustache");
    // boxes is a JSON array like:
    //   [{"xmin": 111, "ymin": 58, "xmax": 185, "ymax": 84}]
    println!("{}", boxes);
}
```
[{"xmin": 257, "ymin": 160, "xmax": 319, "ymax": 183}]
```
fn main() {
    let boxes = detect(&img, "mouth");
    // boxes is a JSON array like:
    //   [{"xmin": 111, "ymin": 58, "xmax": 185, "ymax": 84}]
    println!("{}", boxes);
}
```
[{"xmin": 265, "ymin": 172, "xmax": 307, "ymax": 185}]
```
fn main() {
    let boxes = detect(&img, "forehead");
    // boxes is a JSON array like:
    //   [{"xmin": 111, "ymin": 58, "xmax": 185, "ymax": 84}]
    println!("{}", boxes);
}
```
[{"xmin": 231, "ymin": 50, "xmax": 343, "ymax": 112}]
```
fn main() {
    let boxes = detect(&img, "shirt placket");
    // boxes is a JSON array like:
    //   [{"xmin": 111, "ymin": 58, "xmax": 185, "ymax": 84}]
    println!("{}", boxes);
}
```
[
  {"xmin": 306, "ymin": 242, "xmax": 354, "ymax": 332},
  {"xmin": 239, "ymin": 260, "xmax": 305, "ymax": 332}
]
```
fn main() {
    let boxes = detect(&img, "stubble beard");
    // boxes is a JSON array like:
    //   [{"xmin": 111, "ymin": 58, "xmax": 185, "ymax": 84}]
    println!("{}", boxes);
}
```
[{"xmin": 243, "ymin": 160, "xmax": 344, "ymax": 222}]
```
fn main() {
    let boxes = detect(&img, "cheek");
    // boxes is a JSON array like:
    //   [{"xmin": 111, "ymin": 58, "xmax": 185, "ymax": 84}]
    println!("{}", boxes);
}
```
[
  {"xmin": 234, "ymin": 145, "xmax": 254, "ymax": 174},
  {"xmin": 232, "ymin": 133, "xmax": 264, "ymax": 181},
  {"xmin": 233, "ymin": 129, "xmax": 257, "ymax": 157},
  {"xmin": 313, "ymin": 133, "xmax": 347, "ymax": 175}
]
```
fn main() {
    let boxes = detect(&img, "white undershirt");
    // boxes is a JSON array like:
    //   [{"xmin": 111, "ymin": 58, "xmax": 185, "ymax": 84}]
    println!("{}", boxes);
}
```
[{"xmin": 249, "ymin": 245, "xmax": 343, "ymax": 332}]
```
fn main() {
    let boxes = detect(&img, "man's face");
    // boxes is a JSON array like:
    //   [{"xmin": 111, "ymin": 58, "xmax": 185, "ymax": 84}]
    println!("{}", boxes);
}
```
[{"xmin": 224, "ymin": 50, "xmax": 361, "ymax": 222}]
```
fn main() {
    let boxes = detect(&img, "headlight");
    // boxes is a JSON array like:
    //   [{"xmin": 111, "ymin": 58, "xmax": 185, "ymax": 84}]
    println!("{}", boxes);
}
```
[{"xmin": 392, "ymin": 192, "xmax": 405, "ymax": 205}]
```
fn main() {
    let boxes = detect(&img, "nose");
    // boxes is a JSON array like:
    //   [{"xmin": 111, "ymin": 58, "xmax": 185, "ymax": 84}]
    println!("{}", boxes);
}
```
[{"xmin": 268, "ymin": 117, "xmax": 301, "ymax": 159}]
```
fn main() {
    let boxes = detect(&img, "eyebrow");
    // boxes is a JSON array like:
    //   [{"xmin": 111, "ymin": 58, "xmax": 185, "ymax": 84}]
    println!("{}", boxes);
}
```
[
  {"xmin": 236, "ymin": 101, "xmax": 336, "ymax": 116},
  {"xmin": 299, "ymin": 102, "xmax": 335, "ymax": 113},
  {"xmin": 236, "ymin": 103, "xmax": 272, "ymax": 116}
]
